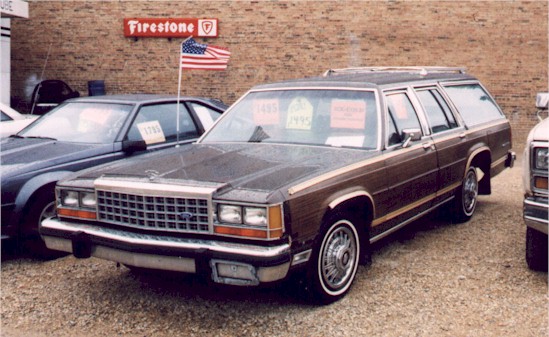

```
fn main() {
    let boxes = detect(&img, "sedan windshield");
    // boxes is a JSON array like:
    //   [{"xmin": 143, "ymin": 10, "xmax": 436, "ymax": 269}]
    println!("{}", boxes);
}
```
[
  {"xmin": 19, "ymin": 102, "xmax": 133, "ymax": 143},
  {"xmin": 202, "ymin": 89, "xmax": 379, "ymax": 149}
]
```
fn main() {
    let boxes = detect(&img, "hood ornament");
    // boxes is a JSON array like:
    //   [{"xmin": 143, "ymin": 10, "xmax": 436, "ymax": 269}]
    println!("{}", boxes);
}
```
[{"xmin": 145, "ymin": 169, "xmax": 160, "ymax": 181}]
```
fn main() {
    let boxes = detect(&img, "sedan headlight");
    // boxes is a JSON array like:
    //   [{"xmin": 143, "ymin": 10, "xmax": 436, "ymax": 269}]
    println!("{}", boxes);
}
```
[
  {"xmin": 60, "ymin": 190, "xmax": 79, "ymax": 207},
  {"xmin": 534, "ymin": 147, "xmax": 548, "ymax": 170},
  {"xmin": 57, "ymin": 188, "xmax": 97, "ymax": 220}
]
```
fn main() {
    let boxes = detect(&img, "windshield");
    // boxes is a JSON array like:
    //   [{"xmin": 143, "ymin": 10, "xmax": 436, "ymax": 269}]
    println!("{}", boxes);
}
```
[
  {"xmin": 19, "ymin": 102, "xmax": 133, "ymax": 143},
  {"xmin": 202, "ymin": 89, "xmax": 379, "ymax": 149}
]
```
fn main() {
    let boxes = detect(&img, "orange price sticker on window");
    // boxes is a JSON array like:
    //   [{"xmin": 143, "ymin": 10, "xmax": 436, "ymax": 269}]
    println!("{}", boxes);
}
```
[
  {"xmin": 330, "ymin": 100, "xmax": 367, "ymax": 129},
  {"xmin": 253, "ymin": 99, "xmax": 280, "ymax": 125}
]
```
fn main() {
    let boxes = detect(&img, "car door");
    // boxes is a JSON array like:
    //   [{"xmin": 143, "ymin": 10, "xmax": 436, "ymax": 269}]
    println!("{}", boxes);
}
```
[
  {"xmin": 374, "ymin": 89, "xmax": 438, "ymax": 235},
  {"xmin": 413, "ymin": 86, "xmax": 467, "ymax": 205},
  {"xmin": 125, "ymin": 102, "xmax": 202, "ymax": 151}
]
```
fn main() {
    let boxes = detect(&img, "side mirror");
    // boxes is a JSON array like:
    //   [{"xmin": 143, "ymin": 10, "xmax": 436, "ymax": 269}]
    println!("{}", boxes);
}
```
[
  {"xmin": 122, "ymin": 140, "xmax": 147, "ymax": 154},
  {"xmin": 401, "ymin": 128, "xmax": 422, "ymax": 148},
  {"xmin": 536, "ymin": 93, "xmax": 548, "ymax": 109}
]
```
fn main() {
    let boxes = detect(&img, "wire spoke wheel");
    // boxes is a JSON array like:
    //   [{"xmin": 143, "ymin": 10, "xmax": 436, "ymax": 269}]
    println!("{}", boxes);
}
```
[
  {"xmin": 462, "ymin": 168, "xmax": 478, "ymax": 216},
  {"xmin": 320, "ymin": 225, "xmax": 357, "ymax": 290},
  {"xmin": 307, "ymin": 217, "xmax": 361, "ymax": 304}
]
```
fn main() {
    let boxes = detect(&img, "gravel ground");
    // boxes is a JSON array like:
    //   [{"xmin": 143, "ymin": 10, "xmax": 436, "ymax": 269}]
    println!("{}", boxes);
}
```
[{"xmin": 1, "ymin": 156, "xmax": 547, "ymax": 337}]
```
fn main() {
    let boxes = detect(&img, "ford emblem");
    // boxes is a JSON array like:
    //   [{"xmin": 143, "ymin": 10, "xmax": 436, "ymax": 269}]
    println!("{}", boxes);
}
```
[{"xmin": 179, "ymin": 212, "xmax": 193, "ymax": 220}]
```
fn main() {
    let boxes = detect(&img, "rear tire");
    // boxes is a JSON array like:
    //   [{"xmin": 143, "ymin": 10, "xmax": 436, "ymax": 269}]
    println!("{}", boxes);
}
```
[
  {"xmin": 306, "ymin": 214, "xmax": 360, "ymax": 304},
  {"xmin": 452, "ymin": 167, "xmax": 478, "ymax": 223},
  {"xmin": 526, "ymin": 227, "xmax": 548, "ymax": 272}
]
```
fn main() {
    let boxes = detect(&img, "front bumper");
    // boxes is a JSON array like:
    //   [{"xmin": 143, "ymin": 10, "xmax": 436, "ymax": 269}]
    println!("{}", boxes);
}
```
[
  {"xmin": 524, "ymin": 197, "xmax": 548, "ymax": 235},
  {"xmin": 40, "ymin": 218, "xmax": 292, "ymax": 286}
]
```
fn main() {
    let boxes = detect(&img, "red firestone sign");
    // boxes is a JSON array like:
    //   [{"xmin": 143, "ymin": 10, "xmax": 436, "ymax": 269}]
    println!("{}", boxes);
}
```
[{"xmin": 124, "ymin": 18, "xmax": 218, "ymax": 38}]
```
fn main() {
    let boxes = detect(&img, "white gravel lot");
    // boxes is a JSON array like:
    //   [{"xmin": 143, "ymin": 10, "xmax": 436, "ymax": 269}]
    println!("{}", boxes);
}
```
[{"xmin": 1, "ymin": 156, "xmax": 547, "ymax": 337}]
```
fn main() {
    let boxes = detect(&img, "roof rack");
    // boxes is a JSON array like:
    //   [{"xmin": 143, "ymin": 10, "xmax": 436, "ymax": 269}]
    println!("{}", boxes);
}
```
[{"xmin": 323, "ymin": 66, "xmax": 467, "ymax": 77}]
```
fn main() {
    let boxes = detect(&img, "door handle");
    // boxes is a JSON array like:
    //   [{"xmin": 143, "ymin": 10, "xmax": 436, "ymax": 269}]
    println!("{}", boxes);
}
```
[{"xmin": 422, "ymin": 142, "xmax": 434, "ymax": 150}]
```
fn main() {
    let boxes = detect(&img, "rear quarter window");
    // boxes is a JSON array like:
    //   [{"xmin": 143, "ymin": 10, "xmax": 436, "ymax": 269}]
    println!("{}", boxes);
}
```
[{"xmin": 443, "ymin": 83, "xmax": 504, "ymax": 126}]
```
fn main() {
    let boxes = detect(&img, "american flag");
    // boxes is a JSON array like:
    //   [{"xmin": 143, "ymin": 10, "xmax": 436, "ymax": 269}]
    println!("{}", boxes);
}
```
[{"xmin": 181, "ymin": 38, "xmax": 230, "ymax": 70}]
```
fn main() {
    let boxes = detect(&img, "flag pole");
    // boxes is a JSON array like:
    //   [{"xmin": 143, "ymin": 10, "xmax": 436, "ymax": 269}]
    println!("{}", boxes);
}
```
[{"xmin": 176, "ymin": 36, "xmax": 194, "ymax": 147}]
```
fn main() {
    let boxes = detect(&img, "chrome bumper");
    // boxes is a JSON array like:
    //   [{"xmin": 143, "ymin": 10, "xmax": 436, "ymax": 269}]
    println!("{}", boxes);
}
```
[
  {"xmin": 41, "ymin": 218, "xmax": 292, "ymax": 286},
  {"xmin": 524, "ymin": 198, "xmax": 548, "ymax": 235}
]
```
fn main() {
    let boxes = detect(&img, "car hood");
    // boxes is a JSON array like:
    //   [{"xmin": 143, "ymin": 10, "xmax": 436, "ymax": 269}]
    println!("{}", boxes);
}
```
[
  {"xmin": 530, "ymin": 117, "xmax": 549, "ymax": 142},
  {"xmin": 0, "ymin": 137, "xmax": 112, "ymax": 179},
  {"xmin": 0, "ymin": 118, "xmax": 38, "ymax": 138},
  {"xmin": 73, "ymin": 143, "xmax": 378, "ymax": 203}
]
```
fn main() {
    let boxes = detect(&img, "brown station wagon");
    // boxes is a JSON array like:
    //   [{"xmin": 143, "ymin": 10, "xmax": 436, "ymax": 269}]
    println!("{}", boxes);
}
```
[{"xmin": 40, "ymin": 67, "xmax": 516, "ymax": 304}]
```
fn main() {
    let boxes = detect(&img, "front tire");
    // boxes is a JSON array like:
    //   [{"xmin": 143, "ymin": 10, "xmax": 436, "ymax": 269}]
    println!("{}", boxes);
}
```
[
  {"xmin": 452, "ymin": 167, "xmax": 479, "ymax": 223},
  {"xmin": 306, "ymin": 216, "xmax": 360, "ymax": 304},
  {"xmin": 526, "ymin": 227, "xmax": 548, "ymax": 272},
  {"xmin": 22, "ymin": 189, "xmax": 66, "ymax": 259}
]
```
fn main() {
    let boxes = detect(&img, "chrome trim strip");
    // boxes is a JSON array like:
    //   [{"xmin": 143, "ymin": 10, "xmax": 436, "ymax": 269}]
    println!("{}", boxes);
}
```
[
  {"xmin": 94, "ymin": 178, "xmax": 219, "ymax": 197},
  {"xmin": 41, "ymin": 218, "xmax": 291, "ymax": 258},
  {"xmin": 491, "ymin": 155, "xmax": 507, "ymax": 169},
  {"xmin": 524, "ymin": 198, "xmax": 549, "ymax": 211},
  {"xmin": 329, "ymin": 191, "xmax": 372, "ymax": 209},
  {"xmin": 370, "ymin": 197, "xmax": 454, "ymax": 243},
  {"xmin": 371, "ymin": 182, "xmax": 459, "ymax": 227},
  {"xmin": 289, "ymin": 144, "xmax": 426, "ymax": 196}
]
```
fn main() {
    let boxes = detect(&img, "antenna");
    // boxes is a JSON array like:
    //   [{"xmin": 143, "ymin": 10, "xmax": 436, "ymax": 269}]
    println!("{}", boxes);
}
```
[{"xmin": 30, "ymin": 42, "xmax": 53, "ymax": 115}]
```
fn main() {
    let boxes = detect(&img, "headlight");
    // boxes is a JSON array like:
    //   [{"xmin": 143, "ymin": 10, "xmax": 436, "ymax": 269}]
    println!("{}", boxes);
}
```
[
  {"xmin": 57, "ymin": 188, "xmax": 97, "ymax": 220},
  {"xmin": 80, "ymin": 191, "xmax": 97, "ymax": 208},
  {"xmin": 243, "ymin": 207, "xmax": 267, "ymax": 227},
  {"xmin": 534, "ymin": 147, "xmax": 548, "ymax": 170},
  {"xmin": 218, "ymin": 205, "xmax": 242, "ymax": 224},
  {"xmin": 61, "ymin": 190, "xmax": 79, "ymax": 207},
  {"xmin": 215, "ymin": 203, "xmax": 284, "ymax": 240}
]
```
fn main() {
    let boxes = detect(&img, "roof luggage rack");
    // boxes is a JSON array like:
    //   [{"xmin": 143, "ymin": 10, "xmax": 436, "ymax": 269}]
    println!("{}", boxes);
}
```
[{"xmin": 323, "ymin": 66, "xmax": 467, "ymax": 77}]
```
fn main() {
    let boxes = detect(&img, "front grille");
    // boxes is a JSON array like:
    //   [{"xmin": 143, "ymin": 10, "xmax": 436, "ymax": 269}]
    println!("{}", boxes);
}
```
[{"xmin": 96, "ymin": 190, "xmax": 211, "ymax": 233}]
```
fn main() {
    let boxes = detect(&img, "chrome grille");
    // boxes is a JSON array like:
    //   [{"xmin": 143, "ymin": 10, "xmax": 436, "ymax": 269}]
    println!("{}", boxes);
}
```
[{"xmin": 96, "ymin": 190, "xmax": 211, "ymax": 233}]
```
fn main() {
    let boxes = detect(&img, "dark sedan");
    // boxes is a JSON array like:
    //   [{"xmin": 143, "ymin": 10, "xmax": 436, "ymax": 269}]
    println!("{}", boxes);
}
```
[{"xmin": 1, "ymin": 94, "xmax": 226, "ymax": 254}]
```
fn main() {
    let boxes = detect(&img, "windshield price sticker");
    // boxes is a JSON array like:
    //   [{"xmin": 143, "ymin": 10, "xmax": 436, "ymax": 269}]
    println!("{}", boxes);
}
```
[
  {"xmin": 137, "ymin": 121, "xmax": 166, "ymax": 144},
  {"xmin": 78, "ymin": 108, "xmax": 112, "ymax": 132},
  {"xmin": 253, "ymin": 99, "xmax": 280, "ymax": 125},
  {"xmin": 330, "ymin": 100, "xmax": 367, "ymax": 129},
  {"xmin": 286, "ymin": 97, "xmax": 313, "ymax": 130}
]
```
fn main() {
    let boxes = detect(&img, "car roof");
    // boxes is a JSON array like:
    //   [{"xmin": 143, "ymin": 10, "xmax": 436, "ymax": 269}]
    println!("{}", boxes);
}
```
[
  {"xmin": 252, "ymin": 67, "xmax": 478, "ymax": 91},
  {"xmin": 64, "ymin": 94, "xmax": 227, "ymax": 109}
]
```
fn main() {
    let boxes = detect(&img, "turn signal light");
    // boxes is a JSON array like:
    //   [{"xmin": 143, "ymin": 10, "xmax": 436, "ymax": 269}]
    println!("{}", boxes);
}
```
[
  {"xmin": 534, "ymin": 176, "xmax": 548, "ymax": 190},
  {"xmin": 58, "ymin": 208, "xmax": 97, "ymax": 220}
]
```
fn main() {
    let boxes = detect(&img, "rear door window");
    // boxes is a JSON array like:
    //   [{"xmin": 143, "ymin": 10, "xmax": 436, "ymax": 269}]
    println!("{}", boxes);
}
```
[
  {"xmin": 415, "ymin": 88, "xmax": 458, "ymax": 133},
  {"xmin": 443, "ymin": 83, "xmax": 504, "ymax": 126}
]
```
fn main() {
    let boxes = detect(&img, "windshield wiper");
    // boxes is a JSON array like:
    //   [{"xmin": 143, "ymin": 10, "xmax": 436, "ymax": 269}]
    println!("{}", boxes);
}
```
[
  {"xmin": 248, "ymin": 126, "xmax": 270, "ymax": 143},
  {"xmin": 26, "ymin": 136, "xmax": 57, "ymax": 141}
]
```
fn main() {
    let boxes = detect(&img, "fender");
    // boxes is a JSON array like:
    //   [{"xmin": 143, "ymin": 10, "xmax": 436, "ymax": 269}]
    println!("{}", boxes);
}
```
[
  {"xmin": 466, "ymin": 145, "xmax": 491, "ymax": 174},
  {"xmin": 326, "ymin": 189, "xmax": 375, "ymax": 228},
  {"xmin": 11, "ymin": 170, "xmax": 74, "ymax": 225}
]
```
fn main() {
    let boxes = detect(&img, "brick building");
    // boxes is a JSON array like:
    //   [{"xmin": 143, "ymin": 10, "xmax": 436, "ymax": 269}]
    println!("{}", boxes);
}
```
[{"xmin": 7, "ymin": 1, "xmax": 549, "ymax": 143}]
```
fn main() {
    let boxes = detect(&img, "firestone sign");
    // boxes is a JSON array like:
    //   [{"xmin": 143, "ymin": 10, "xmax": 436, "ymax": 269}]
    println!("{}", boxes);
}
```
[{"xmin": 124, "ymin": 18, "xmax": 218, "ymax": 38}]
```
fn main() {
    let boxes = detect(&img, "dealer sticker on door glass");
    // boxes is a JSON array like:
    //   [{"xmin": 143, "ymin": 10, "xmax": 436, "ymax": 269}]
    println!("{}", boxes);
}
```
[
  {"xmin": 137, "ymin": 121, "xmax": 165, "ymax": 144},
  {"xmin": 286, "ymin": 97, "xmax": 313, "ymax": 130},
  {"xmin": 330, "ymin": 100, "xmax": 366, "ymax": 129}
]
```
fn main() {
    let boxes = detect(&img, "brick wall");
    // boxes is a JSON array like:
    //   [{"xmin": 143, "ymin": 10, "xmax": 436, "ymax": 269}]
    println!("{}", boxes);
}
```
[{"xmin": 10, "ymin": 1, "xmax": 548, "ymax": 143}]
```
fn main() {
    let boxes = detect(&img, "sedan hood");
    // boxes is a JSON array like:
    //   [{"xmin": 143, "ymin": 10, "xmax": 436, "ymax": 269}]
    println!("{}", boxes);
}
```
[
  {"xmin": 0, "ymin": 137, "xmax": 112, "ymax": 179},
  {"xmin": 74, "ymin": 143, "xmax": 378, "ymax": 203}
]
